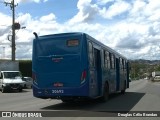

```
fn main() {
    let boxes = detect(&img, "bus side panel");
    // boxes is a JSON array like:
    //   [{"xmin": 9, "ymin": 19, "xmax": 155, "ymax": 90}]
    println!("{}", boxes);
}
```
[
  {"xmin": 110, "ymin": 69, "xmax": 117, "ymax": 92},
  {"xmin": 80, "ymin": 34, "xmax": 90, "ymax": 96},
  {"xmin": 116, "ymin": 58, "xmax": 120, "ymax": 91},
  {"xmin": 120, "ymin": 69, "xmax": 124, "ymax": 90},
  {"xmin": 118, "ymin": 59, "xmax": 128, "ymax": 91},
  {"xmin": 87, "ymin": 40, "xmax": 105, "ymax": 98},
  {"xmin": 126, "ymin": 62, "xmax": 130, "ymax": 88},
  {"xmin": 87, "ymin": 40, "xmax": 101, "ymax": 98}
]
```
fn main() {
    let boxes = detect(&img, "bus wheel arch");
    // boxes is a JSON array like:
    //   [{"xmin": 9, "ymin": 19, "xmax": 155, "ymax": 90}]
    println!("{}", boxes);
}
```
[
  {"xmin": 121, "ymin": 80, "xmax": 126, "ymax": 94},
  {"xmin": 100, "ymin": 81, "xmax": 109, "ymax": 102}
]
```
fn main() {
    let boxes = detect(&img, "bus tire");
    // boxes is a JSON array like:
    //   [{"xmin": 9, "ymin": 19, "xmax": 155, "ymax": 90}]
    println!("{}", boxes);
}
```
[
  {"xmin": 100, "ymin": 84, "xmax": 109, "ymax": 102},
  {"xmin": 121, "ymin": 81, "xmax": 126, "ymax": 94},
  {"xmin": 61, "ymin": 99, "xmax": 73, "ymax": 103}
]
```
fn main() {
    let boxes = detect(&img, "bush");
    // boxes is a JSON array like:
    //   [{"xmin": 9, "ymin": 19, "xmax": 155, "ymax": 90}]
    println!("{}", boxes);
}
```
[{"xmin": 19, "ymin": 60, "xmax": 32, "ymax": 77}]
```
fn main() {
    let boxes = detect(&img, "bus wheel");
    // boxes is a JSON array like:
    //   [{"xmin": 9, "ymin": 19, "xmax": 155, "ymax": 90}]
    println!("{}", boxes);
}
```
[
  {"xmin": 61, "ymin": 99, "xmax": 73, "ymax": 103},
  {"xmin": 100, "ymin": 84, "xmax": 109, "ymax": 102},
  {"xmin": 121, "ymin": 81, "xmax": 126, "ymax": 94}
]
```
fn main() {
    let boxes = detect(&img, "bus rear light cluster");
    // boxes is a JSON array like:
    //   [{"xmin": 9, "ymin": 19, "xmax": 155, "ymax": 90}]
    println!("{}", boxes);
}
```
[
  {"xmin": 53, "ymin": 82, "xmax": 63, "ymax": 87},
  {"xmin": 32, "ymin": 72, "xmax": 37, "ymax": 83},
  {"xmin": 81, "ymin": 70, "xmax": 87, "ymax": 84}
]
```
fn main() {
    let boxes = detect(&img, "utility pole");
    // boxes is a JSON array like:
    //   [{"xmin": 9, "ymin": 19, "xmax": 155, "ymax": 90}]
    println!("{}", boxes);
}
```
[{"xmin": 4, "ymin": 0, "xmax": 18, "ymax": 61}]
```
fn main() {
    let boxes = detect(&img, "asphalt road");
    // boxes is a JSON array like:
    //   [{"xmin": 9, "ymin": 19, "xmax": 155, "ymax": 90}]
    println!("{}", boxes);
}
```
[{"xmin": 0, "ymin": 79, "xmax": 160, "ymax": 120}]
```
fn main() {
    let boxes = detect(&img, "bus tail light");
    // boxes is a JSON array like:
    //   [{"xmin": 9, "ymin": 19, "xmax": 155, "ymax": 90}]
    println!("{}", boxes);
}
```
[
  {"xmin": 81, "ymin": 70, "xmax": 87, "ymax": 84},
  {"xmin": 32, "ymin": 72, "xmax": 37, "ymax": 83},
  {"xmin": 53, "ymin": 82, "xmax": 63, "ymax": 87}
]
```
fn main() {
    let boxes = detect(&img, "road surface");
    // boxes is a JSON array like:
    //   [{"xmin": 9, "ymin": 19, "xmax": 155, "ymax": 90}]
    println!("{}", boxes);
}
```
[{"xmin": 0, "ymin": 79, "xmax": 160, "ymax": 120}]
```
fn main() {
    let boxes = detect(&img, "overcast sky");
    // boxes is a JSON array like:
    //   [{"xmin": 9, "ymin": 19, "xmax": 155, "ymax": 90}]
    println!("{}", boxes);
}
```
[{"xmin": 0, "ymin": 0, "xmax": 160, "ymax": 60}]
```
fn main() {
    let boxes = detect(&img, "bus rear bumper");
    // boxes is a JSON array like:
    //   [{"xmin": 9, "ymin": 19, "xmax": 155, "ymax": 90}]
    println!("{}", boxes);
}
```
[{"xmin": 32, "ymin": 84, "xmax": 89, "ymax": 99}]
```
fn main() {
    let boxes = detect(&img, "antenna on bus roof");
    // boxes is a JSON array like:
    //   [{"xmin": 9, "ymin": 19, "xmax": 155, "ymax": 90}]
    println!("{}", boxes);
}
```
[{"xmin": 33, "ymin": 32, "xmax": 38, "ymax": 39}]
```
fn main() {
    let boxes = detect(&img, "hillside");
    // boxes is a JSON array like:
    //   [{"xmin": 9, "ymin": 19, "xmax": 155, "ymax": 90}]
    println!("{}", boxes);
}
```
[{"xmin": 130, "ymin": 59, "xmax": 160, "ymax": 80}]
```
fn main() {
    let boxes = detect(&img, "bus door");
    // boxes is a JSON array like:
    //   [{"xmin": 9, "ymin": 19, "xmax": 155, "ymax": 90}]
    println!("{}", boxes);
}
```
[
  {"xmin": 116, "ymin": 58, "xmax": 120, "ymax": 91},
  {"xmin": 94, "ymin": 48, "xmax": 102, "ymax": 96},
  {"xmin": 88, "ymin": 42, "xmax": 102, "ymax": 97},
  {"xmin": 126, "ymin": 61, "xmax": 130, "ymax": 88}
]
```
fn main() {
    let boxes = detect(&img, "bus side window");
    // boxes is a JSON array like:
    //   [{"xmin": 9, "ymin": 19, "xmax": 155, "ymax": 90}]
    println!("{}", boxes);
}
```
[
  {"xmin": 104, "ymin": 51, "xmax": 107, "ymax": 68},
  {"xmin": 88, "ymin": 42, "xmax": 94, "ymax": 67},
  {"xmin": 120, "ymin": 58, "xmax": 122, "ymax": 69},
  {"xmin": 104, "ymin": 51, "xmax": 110, "ymax": 69},
  {"xmin": 111, "ymin": 54, "xmax": 115, "ymax": 69},
  {"xmin": 122, "ymin": 59, "xmax": 125, "ymax": 70},
  {"xmin": 120, "ymin": 58, "xmax": 124, "ymax": 70},
  {"xmin": 123, "ymin": 60, "xmax": 126, "ymax": 70}
]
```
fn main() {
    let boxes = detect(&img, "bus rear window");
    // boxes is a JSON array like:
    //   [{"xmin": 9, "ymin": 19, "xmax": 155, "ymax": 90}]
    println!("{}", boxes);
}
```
[{"xmin": 67, "ymin": 40, "xmax": 79, "ymax": 46}]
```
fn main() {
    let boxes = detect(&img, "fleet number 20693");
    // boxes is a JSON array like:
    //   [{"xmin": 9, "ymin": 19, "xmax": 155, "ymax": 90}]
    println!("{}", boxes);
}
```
[{"xmin": 52, "ymin": 90, "xmax": 64, "ymax": 93}]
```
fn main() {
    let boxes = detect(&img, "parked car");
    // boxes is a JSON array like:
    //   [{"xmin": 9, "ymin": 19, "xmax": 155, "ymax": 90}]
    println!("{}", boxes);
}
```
[
  {"xmin": 22, "ymin": 77, "xmax": 33, "ymax": 89},
  {"xmin": 153, "ymin": 76, "xmax": 160, "ymax": 81}
]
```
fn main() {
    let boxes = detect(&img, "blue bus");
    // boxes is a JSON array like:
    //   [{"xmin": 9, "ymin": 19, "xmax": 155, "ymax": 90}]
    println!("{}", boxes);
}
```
[{"xmin": 32, "ymin": 32, "xmax": 130, "ymax": 102}]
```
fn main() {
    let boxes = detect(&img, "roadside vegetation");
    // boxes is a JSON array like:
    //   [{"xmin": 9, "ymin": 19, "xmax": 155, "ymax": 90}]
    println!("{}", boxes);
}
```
[{"xmin": 130, "ymin": 60, "xmax": 160, "ymax": 80}]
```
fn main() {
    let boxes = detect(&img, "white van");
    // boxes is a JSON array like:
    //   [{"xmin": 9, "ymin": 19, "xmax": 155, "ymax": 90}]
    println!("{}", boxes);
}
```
[
  {"xmin": 0, "ymin": 61, "xmax": 25, "ymax": 93},
  {"xmin": 0, "ymin": 71, "xmax": 25, "ymax": 92}
]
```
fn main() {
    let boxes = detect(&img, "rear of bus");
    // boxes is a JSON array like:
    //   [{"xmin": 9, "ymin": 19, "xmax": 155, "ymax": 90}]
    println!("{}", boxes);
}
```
[{"xmin": 32, "ymin": 33, "xmax": 89, "ymax": 101}]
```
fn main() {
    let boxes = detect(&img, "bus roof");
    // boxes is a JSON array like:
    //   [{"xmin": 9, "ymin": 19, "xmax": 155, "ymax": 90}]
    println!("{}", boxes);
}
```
[
  {"xmin": 37, "ymin": 32, "xmax": 84, "ymax": 40},
  {"xmin": 35, "ymin": 32, "xmax": 127, "ymax": 61}
]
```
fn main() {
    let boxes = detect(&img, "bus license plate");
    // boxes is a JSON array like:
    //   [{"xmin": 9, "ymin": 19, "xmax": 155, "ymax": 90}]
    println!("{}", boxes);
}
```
[{"xmin": 52, "ymin": 90, "xmax": 64, "ymax": 94}]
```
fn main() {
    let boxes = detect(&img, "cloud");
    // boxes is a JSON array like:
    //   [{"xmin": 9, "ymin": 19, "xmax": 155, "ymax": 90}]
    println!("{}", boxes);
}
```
[
  {"xmin": 99, "ymin": 0, "xmax": 131, "ymax": 19},
  {"xmin": 16, "ymin": 13, "xmax": 32, "ymax": 26},
  {"xmin": 68, "ymin": 0, "xmax": 99, "ymax": 24},
  {"xmin": 97, "ymin": 0, "xmax": 114, "ymax": 5},
  {"xmin": 40, "ymin": 13, "xmax": 56, "ymax": 22},
  {"xmin": 112, "ymin": 22, "xmax": 149, "ymax": 49},
  {"xmin": 0, "ymin": 12, "xmax": 11, "ymax": 23},
  {"xmin": 130, "ymin": 0, "xmax": 146, "ymax": 16},
  {"xmin": 15, "ymin": 45, "xmax": 32, "ymax": 59},
  {"xmin": 1, "ymin": 0, "xmax": 160, "ymax": 60},
  {"xmin": 0, "ymin": 13, "xmax": 12, "ymax": 44}
]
